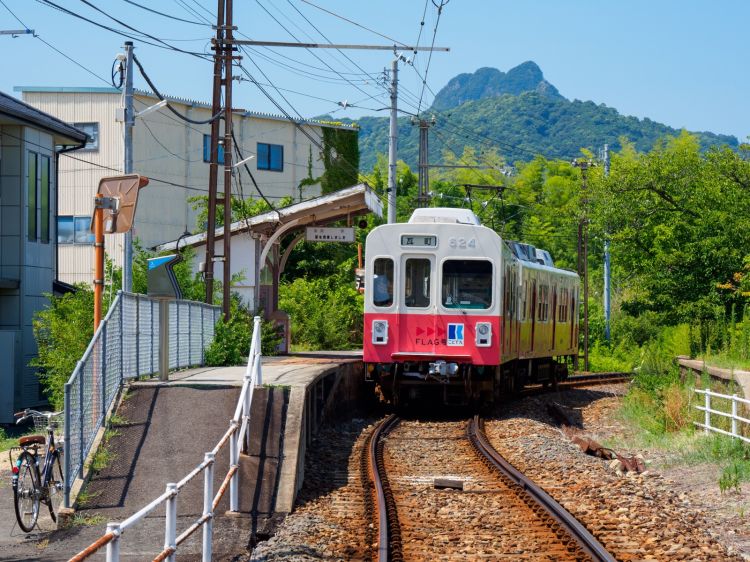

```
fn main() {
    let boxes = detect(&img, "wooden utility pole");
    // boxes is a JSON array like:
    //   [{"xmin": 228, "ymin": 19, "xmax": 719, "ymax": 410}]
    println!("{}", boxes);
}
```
[
  {"xmin": 206, "ymin": 0, "xmax": 238, "ymax": 319},
  {"xmin": 572, "ymin": 158, "xmax": 596, "ymax": 372}
]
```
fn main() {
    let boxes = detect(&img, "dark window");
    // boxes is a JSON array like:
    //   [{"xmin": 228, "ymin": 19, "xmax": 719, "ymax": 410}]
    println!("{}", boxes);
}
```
[
  {"xmin": 203, "ymin": 134, "xmax": 224, "ymax": 164},
  {"xmin": 40, "ymin": 155, "xmax": 50, "ymax": 243},
  {"xmin": 27, "ymin": 151, "xmax": 37, "ymax": 241},
  {"xmin": 257, "ymin": 142, "xmax": 283, "ymax": 172},
  {"xmin": 372, "ymin": 258, "xmax": 394, "ymax": 307},
  {"xmin": 74, "ymin": 216, "xmax": 94, "ymax": 244},
  {"xmin": 537, "ymin": 284, "xmax": 550, "ymax": 322},
  {"xmin": 73, "ymin": 122, "xmax": 99, "ymax": 151},
  {"xmin": 405, "ymin": 258, "xmax": 431, "ymax": 308},
  {"xmin": 442, "ymin": 260, "xmax": 492, "ymax": 309},
  {"xmin": 57, "ymin": 216, "xmax": 74, "ymax": 244}
]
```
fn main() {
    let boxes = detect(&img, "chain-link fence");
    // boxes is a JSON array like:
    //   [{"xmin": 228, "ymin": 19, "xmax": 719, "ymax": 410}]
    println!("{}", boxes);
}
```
[{"xmin": 63, "ymin": 292, "xmax": 222, "ymax": 507}]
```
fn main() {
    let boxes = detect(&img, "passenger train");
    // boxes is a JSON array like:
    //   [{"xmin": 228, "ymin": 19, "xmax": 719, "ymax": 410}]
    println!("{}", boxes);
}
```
[{"xmin": 363, "ymin": 207, "xmax": 580, "ymax": 406}]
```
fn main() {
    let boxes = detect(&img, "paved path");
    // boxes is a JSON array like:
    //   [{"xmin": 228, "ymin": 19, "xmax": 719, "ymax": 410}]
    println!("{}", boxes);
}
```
[{"xmin": 0, "ymin": 352, "xmax": 361, "ymax": 561}]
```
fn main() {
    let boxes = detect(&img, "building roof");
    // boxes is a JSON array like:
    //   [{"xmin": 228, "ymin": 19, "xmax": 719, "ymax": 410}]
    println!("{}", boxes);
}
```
[
  {"xmin": 0, "ymin": 91, "xmax": 88, "ymax": 145},
  {"xmin": 157, "ymin": 183, "xmax": 383, "ymax": 251},
  {"xmin": 14, "ymin": 86, "xmax": 358, "ymax": 131}
]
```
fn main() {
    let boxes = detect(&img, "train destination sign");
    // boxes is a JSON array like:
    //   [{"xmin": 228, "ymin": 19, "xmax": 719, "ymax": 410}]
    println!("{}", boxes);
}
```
[
  {"xmin": 400, "ymin": 234, "xmax": 437, "ymax": 247},
  {"xmin": 306, "ymin": 227, "xmax": 355, "ymax": 242}
]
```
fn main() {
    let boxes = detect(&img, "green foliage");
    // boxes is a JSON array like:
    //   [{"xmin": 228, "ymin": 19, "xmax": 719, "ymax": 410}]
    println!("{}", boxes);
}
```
[
  {"xmin": 320, "ymin": 127, "xmax": 360, "ymax": 193},
  {"xmin": 205, "ymin": 298, "xmax": 282, "ymax": 366},
  {"xmin": 31, "ymin": 286, "xmax": 96, "ymax": 409},
  {"xmin": 279, "ymin": 259, "xmax": 363, "ymax": 350}
]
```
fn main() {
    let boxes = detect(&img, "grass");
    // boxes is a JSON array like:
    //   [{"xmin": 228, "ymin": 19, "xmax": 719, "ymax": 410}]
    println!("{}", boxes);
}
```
[
  {"xmin": 0, "ymin": 426, "xmax": 38, "ymax": 453},
  {"xmin": 75, "ymin": 488, "xmax": 101, "ymax": 508},
  {"xmin": 698, "ymin": 352, "xmax": 750, "ymax": 372},
  {"xmin": 64, "ymin": 513, "xmax": 106, "ymax": 528}
]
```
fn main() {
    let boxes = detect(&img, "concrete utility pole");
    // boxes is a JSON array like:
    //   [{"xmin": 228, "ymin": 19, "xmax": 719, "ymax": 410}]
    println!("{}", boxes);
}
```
[
  {"xmin": 414, "ymin": 116, "xmax": 435, "ymax": 208},
  {"xmin": 603, "ymin": 144, "xmax": 611, "ymax": 342},
  {"xmin": 122, "ymin": 41, "xmax": 135, "ymax": 293},
  {"xmin": 572, "ymin": 158, "xmax": 596, "ymax": 372},
  {"xmin": 387, "ymin": 57, "xmax": 398, "ymax": 224}
]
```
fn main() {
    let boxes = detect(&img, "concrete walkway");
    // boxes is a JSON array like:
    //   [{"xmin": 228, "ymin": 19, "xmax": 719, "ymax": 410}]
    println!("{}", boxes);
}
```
[
  {"xmin": 677, "ymin": 356, "xmax": 750, "ymax": 398},
  {"xmin": 0, "ymin": 352, "xmax": 362, "ymax": 561}
]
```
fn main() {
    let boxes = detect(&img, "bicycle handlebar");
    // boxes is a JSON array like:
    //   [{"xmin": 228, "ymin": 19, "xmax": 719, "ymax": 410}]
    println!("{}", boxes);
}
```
[{"xmin": 14, "ymin": 409, "xmax": 63, "ymax": 425}]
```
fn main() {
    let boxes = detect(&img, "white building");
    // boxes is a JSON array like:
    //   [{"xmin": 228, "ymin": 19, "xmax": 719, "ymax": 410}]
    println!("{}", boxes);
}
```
[{"xmin": 16, "ymin": 86, "xmax": 358, "ymax": 286}]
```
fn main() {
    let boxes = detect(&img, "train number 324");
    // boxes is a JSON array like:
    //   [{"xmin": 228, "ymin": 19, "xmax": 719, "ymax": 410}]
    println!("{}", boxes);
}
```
[{"xmin": 448, "ymin": 237, "xmax": 477, "ymax": 249}]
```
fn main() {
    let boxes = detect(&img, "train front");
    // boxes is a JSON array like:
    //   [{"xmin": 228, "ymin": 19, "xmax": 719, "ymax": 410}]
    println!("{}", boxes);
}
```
[{"xmin": 363, "ymin": 208, "xmax": 505, "ymax": 406}]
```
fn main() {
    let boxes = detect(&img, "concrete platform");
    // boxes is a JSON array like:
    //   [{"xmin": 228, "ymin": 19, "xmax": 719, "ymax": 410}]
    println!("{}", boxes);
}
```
[
  {"xmin": 678, "ymin": 356, "xmax": 750, "ymax": 398},
  {"xmin": 0, "ymin": 352, "xmax": 365, "ymax": 561}
]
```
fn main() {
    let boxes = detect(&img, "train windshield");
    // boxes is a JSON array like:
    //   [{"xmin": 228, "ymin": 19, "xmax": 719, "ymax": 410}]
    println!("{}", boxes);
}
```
[
  {"xmin": 372, "ymin": 258, "xmax": 394, "ymax": 307},
  {"xmin": 442, "ymin": 260, "xmax": 493, "ymax": 309},
  {"xmin": 404, "ymin": 258, "xmax": 431, "ymax": 308}
]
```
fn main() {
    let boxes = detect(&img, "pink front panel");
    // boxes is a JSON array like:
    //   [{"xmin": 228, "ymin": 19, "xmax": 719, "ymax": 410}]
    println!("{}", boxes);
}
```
[{"xmin": 364, "ymin": 312, "xmax": 502, "ymax": 366}]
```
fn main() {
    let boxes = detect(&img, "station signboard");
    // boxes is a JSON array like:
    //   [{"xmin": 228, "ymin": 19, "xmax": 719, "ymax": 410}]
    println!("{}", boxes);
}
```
[{"xmin": 305, "ymin": 227, "xmax": 355, "ymax": 243}]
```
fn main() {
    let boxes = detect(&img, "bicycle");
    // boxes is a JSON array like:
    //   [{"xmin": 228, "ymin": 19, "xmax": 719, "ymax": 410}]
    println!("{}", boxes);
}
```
[{"xmin": 9, "ymin": 409, "xmax": 65, "ymax": 532}]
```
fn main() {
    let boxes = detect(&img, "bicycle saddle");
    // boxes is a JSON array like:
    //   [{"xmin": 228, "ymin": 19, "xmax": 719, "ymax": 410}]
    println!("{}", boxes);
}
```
[{"xmin": 19, "ymin": 435, "xmax": 46, "ymax": 446}]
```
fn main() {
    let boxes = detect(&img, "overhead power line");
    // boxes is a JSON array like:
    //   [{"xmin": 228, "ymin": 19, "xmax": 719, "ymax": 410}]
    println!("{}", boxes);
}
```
[{"xmin": 122, "ymin": 0, "xmax": 210, "ymax": 25}]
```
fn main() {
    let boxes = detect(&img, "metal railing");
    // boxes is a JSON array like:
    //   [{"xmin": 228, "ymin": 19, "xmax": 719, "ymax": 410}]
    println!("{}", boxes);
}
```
[
  {"xmin": 63, "ymin": 291, "xmax": 222, "ymax": 508},
  {"xmin": 694, "ymin": 388, "xmax": 750, "ymax": 443},
  {"xmin": 69, "ymin": 316, "xmax": 262, "ymax": 562}
]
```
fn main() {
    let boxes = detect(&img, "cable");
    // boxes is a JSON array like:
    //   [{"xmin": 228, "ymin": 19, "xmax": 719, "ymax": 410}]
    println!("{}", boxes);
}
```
[
  {"xmin": 232, "ymin": 130, "xmax": 276, "ymax": 210},
  {"xmin": 297, "ymin": 0, "xmax": 409, "ymax": 47},
  {"xmin": 0, "ymin": 0, "xmax": 114, "ymax": 87},
  {"xmin": 122, "ymin": 0, "xmax": 210, "ymax": 25},
  {"xmin": 417, "ymin": 0, "xmax": 448, "ymax": 115},
  {"xmin": 132, "ymin": 53, "xmax": 223, "ymax": 125}
]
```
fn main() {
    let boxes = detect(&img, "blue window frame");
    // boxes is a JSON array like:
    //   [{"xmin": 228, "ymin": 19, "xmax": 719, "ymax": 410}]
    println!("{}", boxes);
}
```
[
  {"xmin": 57, "ymin": 216, "xmax": 94, "ymax": 244},
  {"xmin": 257, "ymin": 142, "xmax": 283, "ymax": 172},
  {"xmin": 203, "ymin": 134, "xmax": 224, "ymax": 164}
]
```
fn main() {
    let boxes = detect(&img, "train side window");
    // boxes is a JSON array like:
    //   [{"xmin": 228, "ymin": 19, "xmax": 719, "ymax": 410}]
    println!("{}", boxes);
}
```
[
  {"xmin": 442, "ymin": 259, "xmax": 492, "ymax": 309},
  {"xmin": 405, "ymin": 258, "xmax": 431, "ymax": 308},
  {"xmin": 520, "ymin": 280, "xmax": 527, "ymax": 320},
  {"xmin": 558, "ymin": 288, "xmax": 568, "ymax": 322},
  {"xmin": 538, "ymin": 284, "xmax": 549, "ymax": 322},
  {"xmin": 372, "ymin": 258, "xmax": 394, "ymax": 307}
]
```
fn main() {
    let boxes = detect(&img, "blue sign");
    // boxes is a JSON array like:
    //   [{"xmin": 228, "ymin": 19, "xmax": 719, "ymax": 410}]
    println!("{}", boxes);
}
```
[{"xmin": 447, "ymin": 323, "xmax": 464, "ymax": 346}]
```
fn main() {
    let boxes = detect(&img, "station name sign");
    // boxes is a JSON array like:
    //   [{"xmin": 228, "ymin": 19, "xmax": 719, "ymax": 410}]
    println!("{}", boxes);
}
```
[{"xmin": 306, "ymin": 227, "xmax": 355, "ymax": 243}]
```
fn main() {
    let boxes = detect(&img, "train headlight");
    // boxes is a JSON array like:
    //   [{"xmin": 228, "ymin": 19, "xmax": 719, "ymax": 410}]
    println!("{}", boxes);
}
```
[
  {"xmin": 475, "ymin": 322, "xmax": 491, "ymax": 347},
  {"xmin": 372, "ymin": 320, "xmax": 389, "ymax": 345}
]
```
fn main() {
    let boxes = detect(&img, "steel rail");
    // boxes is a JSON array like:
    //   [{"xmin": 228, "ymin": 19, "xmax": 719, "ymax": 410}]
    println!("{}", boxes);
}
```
[
  {"xmin": 369, "ymin": 414, "xmax": 402, "ymax": 562},
  {"xmin": 467, "ymin": 416, "xmax": 616, "ymax": 562}
]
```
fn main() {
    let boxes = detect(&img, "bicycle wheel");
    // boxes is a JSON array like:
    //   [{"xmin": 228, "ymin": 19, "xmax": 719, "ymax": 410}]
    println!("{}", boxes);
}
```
[
  {"xmin": 46, "ymin": 452, "xmax": 64, "ymax": 522},
  {"xmin": 13, "ymin": 451, "xmax": 40, "ymax": 532}
]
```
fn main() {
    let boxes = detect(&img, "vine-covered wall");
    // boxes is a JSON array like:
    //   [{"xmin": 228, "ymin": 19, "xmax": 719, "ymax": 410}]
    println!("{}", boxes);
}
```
[{"xmin": 320, "ymin": 126, "xmax": 360, "ymax": 194}]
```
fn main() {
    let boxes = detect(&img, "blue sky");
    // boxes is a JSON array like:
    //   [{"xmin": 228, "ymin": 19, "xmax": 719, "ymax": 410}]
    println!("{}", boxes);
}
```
[{"xmin": 1, "ymin": 0, "xmax": 748, "ymax": 144}]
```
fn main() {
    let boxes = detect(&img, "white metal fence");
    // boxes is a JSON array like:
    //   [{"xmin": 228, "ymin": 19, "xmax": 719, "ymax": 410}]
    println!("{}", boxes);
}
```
[
  {"xmin": 63, "ymin": 291, "xmax": 222, "ymax": 508},
  {"xmin": 694, "ymin": 388, "xmax": 750, "ymax": 443},
  {"xmin": 69, "ymin": 317, "xmax": 262, "ymax": 562}
]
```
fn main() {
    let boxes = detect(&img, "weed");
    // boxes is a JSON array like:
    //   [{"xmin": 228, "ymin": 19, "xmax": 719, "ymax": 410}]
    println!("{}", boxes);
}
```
[
  {"xmin": 65, "ymin": 513, "xmax": 106, "ymax": 528},
  {"xmin": 109, "ymin": 413, "xmax": 129, "ymax": 426},
  {"xmin": 90, "ymin": 444, "xmax": 115, "ymax": 473},
  {"xmin": 75, "ymin": 488, "xmax": 101, "ymax": 508},
  {"xmin": 720, "ymin": 463, "xmax": 742, "ymax": 494}
]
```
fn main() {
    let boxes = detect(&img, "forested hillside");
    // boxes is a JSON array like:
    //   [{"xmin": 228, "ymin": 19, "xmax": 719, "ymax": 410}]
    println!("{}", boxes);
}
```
[{"xmin": 344, "ymin": 63, "xmax": 738, "ymax": 170}]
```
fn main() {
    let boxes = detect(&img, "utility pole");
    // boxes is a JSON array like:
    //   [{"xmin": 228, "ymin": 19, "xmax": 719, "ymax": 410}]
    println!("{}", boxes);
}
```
[
  {"xmin": 572, "ymin": 158, "xmax": 595, "ymax": 372},
  {"xmin": 387, "ymin": 57, "xmax": 398, "ymax": 224},
  {"xmin": 603, "ymin": 144, "xmax": 611, "ymax": 342},
  {"xmin": 122, "ymin": 41, "xmax": 134, "ymax": 293},
  {"xmin": 205, "ymin": 0, "xmax": 237, "ymax": 319},
  {"xmin": 414, "ymin": 116, "xmax": 435, "ymax": 208}
]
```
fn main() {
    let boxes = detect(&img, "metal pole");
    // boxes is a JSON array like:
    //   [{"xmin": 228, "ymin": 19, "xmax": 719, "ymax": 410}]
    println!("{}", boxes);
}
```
[
  {"xmin": 229, "ymin": 425, "xmax": 239, "ymax": 512},
  {"xmin": 603, "ymin": 144, "xmax": 611, "ymax": 342},
  {"xmin": 123, "ymin": 41, "xmax": 134, "ymax": 293},
  {"xmin": 159, "ymin": 300, "xmax": 170, "ymax": 381},
  {"xmin": 94, "ymin": 201, "xmax": 104, "ymax": 331},
  {"xmin": 732, "ymin": 394, "xmax": 738, "ymax": 437},
  {"xmin": 106, "ymin": 522, "xmax": 121, "ymax": 562},
  {"xmin": 64, "ymin": 383, "xmax": 71, "ymax": 508},
  {"xmin": 387, "ymin": 57, "xmax": 398, "ymax": 224},
  {"xmin": 705, "ymin": 391, "xmax": 710, "ymax": 433},
  {"xmin": 417, "ymin": 119, "xmax": 431, "ymax": 207},
  {"xmin": 101, "ymin": 321, "xmax": 107, "ymax": 417},
  {"xmin": 165, "ymin": 483, "xmax": 178, "ymax": 562},
  {"xmin": 202, "ymin": 452, "xmax": 215, "ymax": 562},
  {"xmin": 78, "ymin": 361, "xmax": 84, "ymax": 474}
]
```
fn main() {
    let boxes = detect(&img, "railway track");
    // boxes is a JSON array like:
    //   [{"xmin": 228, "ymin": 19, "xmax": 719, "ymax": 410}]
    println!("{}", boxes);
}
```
[{"xmin": 368, "ymin": 415, "xmax": 616, "ymax": 562}]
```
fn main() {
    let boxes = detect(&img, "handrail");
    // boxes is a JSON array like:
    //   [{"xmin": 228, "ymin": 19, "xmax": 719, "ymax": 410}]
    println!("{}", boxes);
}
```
[
  {"xmin": 693, "ymin": 387, "xmax": 750, "ymax": 444},
  {"xmin": 69, "ymin": 315, "xmax": 263, "ymax": 562}
]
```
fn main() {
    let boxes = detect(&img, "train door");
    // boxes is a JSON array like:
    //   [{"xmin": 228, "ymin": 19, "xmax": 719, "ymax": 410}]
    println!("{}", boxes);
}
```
[
  {"xmin": 503, "ymin": 265, "xmax": 511, "ymax": 356},
  {"xmin": 551, "ymin": 285, "xmax": 557, "ymax": 353},
  {"xmin": 400, "ymin": 255, "xmax": 434, "ymax": 353},
  {"xmin": 569, "ymin": 287, "xmax": 576, "ymax": 350},
  {"xmin": 529, "ymin": 279, "xmax": 537, "ymax": 353}
]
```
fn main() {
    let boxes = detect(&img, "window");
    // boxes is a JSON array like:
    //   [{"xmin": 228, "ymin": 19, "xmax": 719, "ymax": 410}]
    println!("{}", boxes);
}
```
[
  {"xmin": 405, "ymin": 258, "xmax": 431, "ymax": 308},
  {"xmin": 40, "ymin": 156, "xmax": 50, "ymax": 243},
  {"xmin": 257, "ymin": 142, "xmax": 283, "ymax": 172},
  {"xmin": 520, "ymin": 280, "xmax": 528, "ymax": 321},
  {"xmin": 202, "ymin": 134, "xmax": 224, "ymax": 164},
  {"xmin": 558, "ymin": 288, "xmax": 569, "ymax": 323},
  {"xmin": 57, "ymin": 216, "xmax": 74, "ymax": 244},
  {"xmin": 57, "ymin": 216, "xmax": 94, "ymax": 244},
  {"xmin": 27, "ymin": 151, "xmax": 37, "ymax": 241},
  {"xmin": 372, "ymin": 258, "xmax": 394, "ymax": 307},
  {"xmin": 537, "ymin": 284, "xmax": 550, "ymax": 322},
  {"xmin": 442, "ymin": 260, "xmax": 492, "ymax": 309},
  {"xmin": 73, "ymin": 122, "xmax": 99, "ymax": 151}
]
